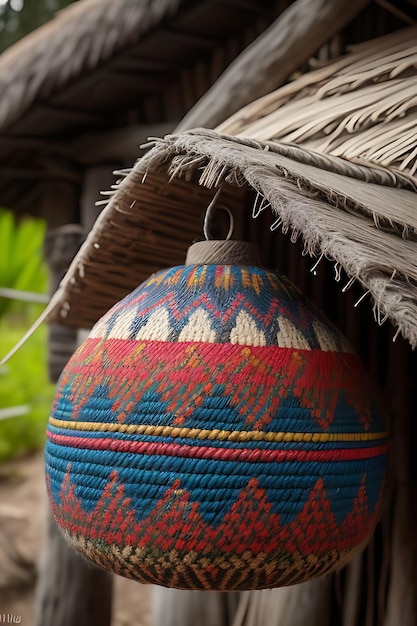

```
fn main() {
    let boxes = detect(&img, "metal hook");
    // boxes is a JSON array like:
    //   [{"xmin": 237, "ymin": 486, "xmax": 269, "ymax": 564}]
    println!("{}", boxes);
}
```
[{"xmin": 203, "ymin": 188, "xmax": 234, "ymax": 241}]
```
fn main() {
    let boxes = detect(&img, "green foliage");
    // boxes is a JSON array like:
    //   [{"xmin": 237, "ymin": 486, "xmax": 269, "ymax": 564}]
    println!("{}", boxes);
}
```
[
  {"xmin": 0, "ymin": 208, "xmax": 54, "ymax": 461},
  {"xmin": 0, "ymin": 320, "xmax": 55, "ymax": 461},
  {"xmin": 0, "ymin": 207, "xmax": 48, "ymax": 318}
]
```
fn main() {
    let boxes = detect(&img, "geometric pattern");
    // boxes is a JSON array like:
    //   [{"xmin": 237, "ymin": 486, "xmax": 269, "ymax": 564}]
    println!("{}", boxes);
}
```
[
  {"xmin": 46, "ymin": 264, "xmax": 387, "ymax": 590},
  {"xmin": 88, "ymin": 265, "xmax": 353, "ymax": 351},
  {"xmin": 48, "ymin": 470, "xmax": 381, "ymax": 590}
]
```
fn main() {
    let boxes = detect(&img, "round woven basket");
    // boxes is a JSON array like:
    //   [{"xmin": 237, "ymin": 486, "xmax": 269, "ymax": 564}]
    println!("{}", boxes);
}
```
[{"xmin": 45, "ymin": 244, "xmax": 387, "ymax": 590}]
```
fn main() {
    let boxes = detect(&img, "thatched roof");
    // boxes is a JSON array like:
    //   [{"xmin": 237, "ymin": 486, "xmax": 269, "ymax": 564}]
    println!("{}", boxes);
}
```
[
  {"xmin": 43, "ymin": 25, "xmax": 417, "ymax": 348},
  {"xmin": 0, "ymin": 0, "xmax": 278, "ymax": 215},
  {"xmin": 0, "ymin": 0, "xmax": 179, "ymax": 132},
  {"xmin": 217, "ymin": 26, "xmax": 417, "ymax": 177}
]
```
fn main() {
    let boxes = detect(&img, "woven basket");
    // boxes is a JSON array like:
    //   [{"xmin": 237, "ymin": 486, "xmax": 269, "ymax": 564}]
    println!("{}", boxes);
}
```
[{"xmin": 45, "ymin": 242, "xmax": 387, "ymax": 590}]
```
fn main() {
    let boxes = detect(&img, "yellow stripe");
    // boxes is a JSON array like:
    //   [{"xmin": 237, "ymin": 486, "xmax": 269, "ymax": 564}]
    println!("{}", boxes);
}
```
[{"xmin": 49, "ymin": 417, "xmax": 388, "ymax": 444}]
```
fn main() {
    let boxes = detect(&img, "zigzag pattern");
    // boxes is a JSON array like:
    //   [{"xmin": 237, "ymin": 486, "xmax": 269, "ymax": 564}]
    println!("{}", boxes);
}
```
[
  {"xmin": 46, "ymin": 262, "xmax": 386, "ymax": 590},
  {"xmin": 47, "ymin": 466, "xmax": 383, "ymax": 590},
  {"xmin": 89, "ymin": 265, "xmax": 352, "ymax": 351},
  {"xmin": 53, "ymin": 338, "xmax": 378, "ymax": 431}
]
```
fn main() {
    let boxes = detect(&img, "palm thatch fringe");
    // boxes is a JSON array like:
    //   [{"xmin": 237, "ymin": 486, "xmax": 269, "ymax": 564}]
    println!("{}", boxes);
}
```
[
  {"xmin": 41, "ymin": 128, "xmax": 417, "ymax": 350},
  {"xmin": 146, "ymin": 131, "xmax": 417, "ymax": 346},
  {"xmin": 217, "ymin": 26, "xmax": 417, "ymax": 176}
]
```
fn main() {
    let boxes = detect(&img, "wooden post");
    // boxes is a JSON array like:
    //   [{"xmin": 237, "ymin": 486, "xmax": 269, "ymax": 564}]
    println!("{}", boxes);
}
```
[
  {"xmin": 153, "ymin": 588, "xmax": 240, "ymax": 626},
  {"xmin": 34, "ymin": 169, "xmax": 114, "ymax": 626},
  {"xmin": 231, "ymin": 577, "xmax": 332, "ymax": 626}
]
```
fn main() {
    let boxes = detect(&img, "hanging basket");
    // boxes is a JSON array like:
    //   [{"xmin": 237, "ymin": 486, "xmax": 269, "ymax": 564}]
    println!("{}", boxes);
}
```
[{"xmin": 45, "ymin": 238, "xmax": 387, "ymax": 590}]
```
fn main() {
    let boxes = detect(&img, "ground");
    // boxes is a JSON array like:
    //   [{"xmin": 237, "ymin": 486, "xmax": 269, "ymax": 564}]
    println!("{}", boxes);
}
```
[{"xmin": 0, "ymin": 452, "xmax": 152, "ymax": 626}]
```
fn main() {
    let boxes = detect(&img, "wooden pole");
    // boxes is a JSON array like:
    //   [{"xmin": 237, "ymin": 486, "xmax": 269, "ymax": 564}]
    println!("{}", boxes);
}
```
[
  {"xmin": 231, "ymin": 577, "xmax": 332, "ymax": 626},
  {"xmin": 35, "ymin": 509, "xmax": 113, "ymax": 626},
  {"xmin": 175, "ymin": 0, "xmax": 371, "ymax": 132},
  {"xmin": 153, "ymin": 588, "xmax": 240, "ymax": 626},
  {"xmin": 34, "ymin": 170, "xmax": 114, "ymax": 626}
]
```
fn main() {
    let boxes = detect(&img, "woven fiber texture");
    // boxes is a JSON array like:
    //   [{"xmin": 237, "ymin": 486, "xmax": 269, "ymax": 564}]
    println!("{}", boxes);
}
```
[{"xmin": 46, "ymin": 265, "xmax": 387, "ymax": 590}]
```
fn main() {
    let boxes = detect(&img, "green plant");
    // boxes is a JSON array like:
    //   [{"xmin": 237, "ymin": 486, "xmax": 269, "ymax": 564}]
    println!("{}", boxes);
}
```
[
  {"xmin": 0, "ymin": 320, "xmax": 55, "ymax": 461},
  {"xmin": 0, "ymin": 208, "xmax": 54, "ymax": 461},
  {"xmin": 0, "ymin": 207, "xmax": 48, "ymax": 319}
]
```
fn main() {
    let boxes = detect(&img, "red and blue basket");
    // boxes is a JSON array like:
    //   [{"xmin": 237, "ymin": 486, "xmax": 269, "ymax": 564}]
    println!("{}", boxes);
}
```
[{"xmin": 45, "ymin": 260, "xmax": 387, "ymax": 590}]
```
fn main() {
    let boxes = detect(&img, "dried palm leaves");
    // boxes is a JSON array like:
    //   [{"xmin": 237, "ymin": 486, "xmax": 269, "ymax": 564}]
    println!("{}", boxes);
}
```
[{"xmin": 46, "ymin": 26, "xmax": 417, "ymax": 348}]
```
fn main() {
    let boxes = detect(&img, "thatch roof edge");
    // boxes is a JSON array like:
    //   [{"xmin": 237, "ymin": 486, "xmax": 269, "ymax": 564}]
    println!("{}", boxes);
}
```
[{"xmin": 45, "ymin": 129, "xmax": 417, "ymax": 348}]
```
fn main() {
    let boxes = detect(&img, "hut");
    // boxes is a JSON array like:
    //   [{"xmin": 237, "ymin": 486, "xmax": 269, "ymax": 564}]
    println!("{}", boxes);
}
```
[
  {"xmin": 43, "ymin": 8, "xmax": 417, "ymax": 626},
  {"xmin": 1, "ymin": 0, "xmax": 417, "ymax": 624}
]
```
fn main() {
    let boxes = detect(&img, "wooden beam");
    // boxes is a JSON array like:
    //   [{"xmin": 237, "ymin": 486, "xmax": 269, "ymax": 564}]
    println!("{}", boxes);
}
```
[
  {"xmin": 176, "ymin": 0, "xmax": 372, "ymax": 131},
  {"xmin": 109, "ymin": 56, "xmax": 178, "ymax": 73},
  {"xmin": 80, "ymin": 166, "xmax": 120, "ymax": 231},
  {"xmin": 374, "ymin": 0, "xmax": 416, "ymax": 24},
  {"xmin": 153, "ymin": 588, "xmax": 240, "ymax": 626},
  {"xmin": 104, "ymin": 69, "xmax": 171, "ymax": 92},
  {"xmin": 0, "ymin": 135, "xmax": 63, "ymax": 150},
  {"xmin": 34, "ymin": 102, "xmax": 109, "ymax": 126},
  {"xmin": 385, "ymin": 341, "xmax": 417, "ymax": 626}
]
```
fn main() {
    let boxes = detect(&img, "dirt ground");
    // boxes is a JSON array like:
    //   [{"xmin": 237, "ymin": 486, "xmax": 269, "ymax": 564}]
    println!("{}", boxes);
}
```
[{"xmin": 0, "ymin": 452, "xmax": 152, "ymax": 626}]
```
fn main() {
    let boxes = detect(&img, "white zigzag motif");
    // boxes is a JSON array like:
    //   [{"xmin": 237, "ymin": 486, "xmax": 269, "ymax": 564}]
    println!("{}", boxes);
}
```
[
  {"xmin": 178, "ymin": 309, "xmax": 217, "ymax": 343},
  {"xmin": 135, "ymin": 308, "xmax": 172, "ymax": 341},
  {"xmin": 107, "ymin": 307, "xmax": 138, "ymax": 340},
  {"xmin": 277, "ymin": 318, "xmax": 311, "ymax": 350},
  {"xmin": 230, "ymin": 311, "xmax": 266, "ymax": 346}
]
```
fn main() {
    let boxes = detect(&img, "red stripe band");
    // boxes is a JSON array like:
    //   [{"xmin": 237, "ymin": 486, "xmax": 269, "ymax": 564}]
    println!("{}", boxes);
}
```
[{"xmin": 47, "ymin": 432, "xmax": 388, "ymax": 464}]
